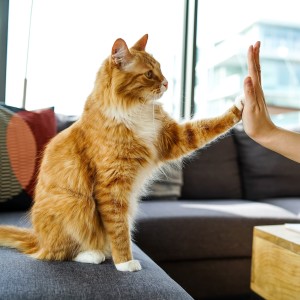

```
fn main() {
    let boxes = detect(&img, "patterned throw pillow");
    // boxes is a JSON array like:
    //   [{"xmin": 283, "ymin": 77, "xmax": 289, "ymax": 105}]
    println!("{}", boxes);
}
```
[
  {"xmin": 0, "ymin": 105, "xmax": 56, "ymax": 211},
  {"xmin": 143, "ymin": 163, "xmax": 183, "ymax": 200}
]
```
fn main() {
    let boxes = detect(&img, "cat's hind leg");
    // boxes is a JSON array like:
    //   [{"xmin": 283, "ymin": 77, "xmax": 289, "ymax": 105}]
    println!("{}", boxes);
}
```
[
  {"xmin": 33, "ymin": 190, "xmax": 107, "ymax": 263},
  {"xmin": 73, "ymin": 250, "xmax": 105, "ymax": 264},
  {"xmin": 61, "ymin": 194, "xmax": 108, "ymax": 263}
]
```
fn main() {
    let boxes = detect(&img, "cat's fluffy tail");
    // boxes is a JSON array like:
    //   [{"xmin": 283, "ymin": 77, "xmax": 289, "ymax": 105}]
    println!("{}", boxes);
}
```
[{"xmin": 0, "ymin": 226, "xmax": 39, "ymax": 254}]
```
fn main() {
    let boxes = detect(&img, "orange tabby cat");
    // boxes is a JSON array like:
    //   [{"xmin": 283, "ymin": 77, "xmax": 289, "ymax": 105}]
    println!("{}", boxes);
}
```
[{"xmin": 0, "ymin": 34, "xmax": 243, "ymax": 272}]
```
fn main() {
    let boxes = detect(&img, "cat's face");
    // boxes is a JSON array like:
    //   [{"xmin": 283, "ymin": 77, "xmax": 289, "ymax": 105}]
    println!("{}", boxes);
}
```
[{"xmin": 111, "ymin": 34, "xmax": 168, "ymax": 102}]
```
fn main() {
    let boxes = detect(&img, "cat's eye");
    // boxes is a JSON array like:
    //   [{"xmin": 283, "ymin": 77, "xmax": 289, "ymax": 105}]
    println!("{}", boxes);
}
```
[{"xmin": 145, "ymin": 70, "xmax": 153, "ymax": 79}]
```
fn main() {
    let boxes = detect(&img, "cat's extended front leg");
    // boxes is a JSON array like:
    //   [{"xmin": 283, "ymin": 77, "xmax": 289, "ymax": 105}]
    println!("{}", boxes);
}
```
[
  {"xmin": 96, "ymin": 190, "xmax": 141, "ymax": 272},
  {"xmin": 158, "ymin": 101, "xmax": 243, "ymax": 161}
]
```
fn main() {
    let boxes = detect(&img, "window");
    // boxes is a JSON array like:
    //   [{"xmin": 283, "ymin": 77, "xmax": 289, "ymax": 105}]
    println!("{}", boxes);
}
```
[
  {"xmin": 5, "ymin": 0, "xmax": 300, "ymax": 120},
  {"xmin": 195, "ymin": 0, "xmax": 300, "ymax": 118},
  {"xmin": 6, "ymin": 0, "xmax": 185, "ymax": 117}
]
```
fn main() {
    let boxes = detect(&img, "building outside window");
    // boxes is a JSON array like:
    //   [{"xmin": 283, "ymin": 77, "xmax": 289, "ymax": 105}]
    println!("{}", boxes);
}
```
[{"xmin": 195, "ymin": 0, "xmax": 300, "ymax": 119}]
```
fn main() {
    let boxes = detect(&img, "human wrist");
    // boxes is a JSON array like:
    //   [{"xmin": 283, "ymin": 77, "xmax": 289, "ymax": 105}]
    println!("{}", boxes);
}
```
[{"xmin": 255, "ymin": 125, "xmax": 280, "ymax": 148}]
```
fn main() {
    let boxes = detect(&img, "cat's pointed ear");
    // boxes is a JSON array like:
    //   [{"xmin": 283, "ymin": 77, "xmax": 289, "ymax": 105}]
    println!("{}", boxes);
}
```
[
  {"xmin": 111, "ymin": 38, "xmax": 133, "ymax": 67},
  {"xmin": 132, "ymin": 34, "xmax": 148, "ymax": 51}
]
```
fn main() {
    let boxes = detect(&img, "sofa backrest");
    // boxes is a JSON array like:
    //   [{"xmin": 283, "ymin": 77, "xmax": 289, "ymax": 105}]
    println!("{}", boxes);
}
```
[
  {"xmin": 180, "ymin": 130, "xmax": 243, "ymax": 199},
  {"xmin": 233, "ymin": 126, "xmax": 300, "ymax": 200},
  {"xmin": 180, "ymin": 125, "xmax": 300, "ymax": 201}
]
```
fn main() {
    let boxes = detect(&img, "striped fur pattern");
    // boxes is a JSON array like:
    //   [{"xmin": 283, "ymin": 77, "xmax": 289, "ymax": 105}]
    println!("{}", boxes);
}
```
[{"xmin": 0, "ymin": 35, "xmax": 243, "ymax": 271}]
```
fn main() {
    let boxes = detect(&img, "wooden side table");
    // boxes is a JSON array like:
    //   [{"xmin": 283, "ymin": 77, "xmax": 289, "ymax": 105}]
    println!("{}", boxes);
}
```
[{"xmin": 251, "ymin": 225, "xmax": 300, "ymax": 300}]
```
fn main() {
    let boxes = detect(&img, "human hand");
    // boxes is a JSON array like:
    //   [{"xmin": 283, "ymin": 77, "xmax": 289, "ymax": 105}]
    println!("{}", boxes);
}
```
[{"xmin": 242, "ymin": 41, "xmax": 277, "ymax": 144}]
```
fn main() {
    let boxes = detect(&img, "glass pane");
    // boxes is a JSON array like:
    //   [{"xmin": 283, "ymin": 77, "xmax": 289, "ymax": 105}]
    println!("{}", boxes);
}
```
[
  {"xmin": 195, "ymin": 0, "xmax": 300, "ymax": 119},
  {"xmin": 6, "ymin": 0, "xmax": 184, "ymax": 117}
]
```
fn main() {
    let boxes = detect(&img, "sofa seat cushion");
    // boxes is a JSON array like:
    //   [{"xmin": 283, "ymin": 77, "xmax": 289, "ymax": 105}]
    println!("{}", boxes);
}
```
[
  {"xmin": 262, "ymin": 198, "xmax": 300, "ymax": 216},
  {"xmin": 135, "ymin": 200, "xmax": 300, "ymax": 262},
  {"xmin": 0, "ymin": 212, "xmax": 193, "ymax": 300}
]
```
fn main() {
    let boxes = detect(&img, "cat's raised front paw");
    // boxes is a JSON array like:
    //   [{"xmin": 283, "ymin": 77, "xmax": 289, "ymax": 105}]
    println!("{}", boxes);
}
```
[
  {"xmin": 234, "ymin": 95, "xmax": 244, "ymax": 111},
  {"xmin": 115, "ymin": 260, "xmax": 142, "ymax": 272}
]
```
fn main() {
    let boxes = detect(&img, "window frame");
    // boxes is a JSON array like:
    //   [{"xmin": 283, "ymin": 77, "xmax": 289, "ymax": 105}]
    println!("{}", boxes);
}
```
[
  {"xmin": 0, "ymin": 0, "xmax": 9, "ymax": 103},
  {"xmin": 181, "ymin": 0, "xmax": 198, "ymax": 119}
]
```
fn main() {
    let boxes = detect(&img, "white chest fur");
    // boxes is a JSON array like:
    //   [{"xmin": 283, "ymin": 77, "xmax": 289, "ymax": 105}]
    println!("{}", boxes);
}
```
[
  {"xmin": 129, "ymin": 105, "xmax": 161, "ymax": 178},
  {"xmin": 103, "ymin": 102, "xmax": 162, "ymax": 146},
  {"xmin": 129, "ymin": 104, "xmax": 161, "ymax": 146},
  {"xmin": 125, "ymin": 103, "xmax": 162, "ymax": 221},
  {"xmin": 111, "ymin": 102, "xmax": 162, "ymax": 154}
]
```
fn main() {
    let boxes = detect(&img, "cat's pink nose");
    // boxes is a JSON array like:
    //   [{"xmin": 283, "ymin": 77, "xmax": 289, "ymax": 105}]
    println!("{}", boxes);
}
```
[{"xmin": 162, "ymin": 79, "xmax": 168, "ymax": 89}]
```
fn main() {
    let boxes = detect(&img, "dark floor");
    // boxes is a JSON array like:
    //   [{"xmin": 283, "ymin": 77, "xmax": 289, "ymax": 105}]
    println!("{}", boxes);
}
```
[{"xmin": 200, "ymin": 293, "xmax": 264, "ymax": 300}]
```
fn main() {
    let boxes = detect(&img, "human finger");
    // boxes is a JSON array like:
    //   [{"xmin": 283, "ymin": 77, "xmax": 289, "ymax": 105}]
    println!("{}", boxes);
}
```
[
  {"xmin": 253, "ymin": 41, "xmax": 269, "ymax": 110},
  {"xmin": 253, "ymin": 41, "xmax": 261, "ymax": 85},
  {"xmin": 247, "ymin": 45, "xmax": 260, "ymax": 87}
]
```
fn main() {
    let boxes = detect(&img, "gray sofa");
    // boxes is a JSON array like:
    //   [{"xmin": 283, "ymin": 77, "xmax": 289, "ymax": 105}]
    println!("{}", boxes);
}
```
[
  {"xmin": 0, "ymin": 212, "xmax": 192, "ymax": 300},
  {"xmin": 135, "ymin": 125, "xmax": 300, "ymax": 299},
  {"xmin": 1, "ymin": 117, "xmax": 300, "ymax": 300}
]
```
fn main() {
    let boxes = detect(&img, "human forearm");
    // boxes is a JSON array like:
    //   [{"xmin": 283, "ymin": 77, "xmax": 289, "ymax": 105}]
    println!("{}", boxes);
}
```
[{"xmin": 257, "ymin": 126, "xmax": 300, "ymax": 163}]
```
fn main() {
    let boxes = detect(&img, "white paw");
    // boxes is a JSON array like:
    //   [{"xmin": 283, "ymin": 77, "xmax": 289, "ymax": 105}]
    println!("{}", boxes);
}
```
[
  {"xmin": 235, "ymin": 94, "xmax": 244, "ymax": 111},
  {"xmin": 115, "ymin": 260, "xmax": 142, "ymax": 272},
  {"xmin": 73, "ymin": 250, "xmax": 105, "ymax": 264}
]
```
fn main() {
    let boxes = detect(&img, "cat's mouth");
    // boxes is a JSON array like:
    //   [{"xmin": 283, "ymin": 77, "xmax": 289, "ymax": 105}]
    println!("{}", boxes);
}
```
[
  {"xmin": 153, "ymin": 79, "xmax": 168, "ymax": 99},
  {"xmin": 147, "ymin": 79, "xmax": 168, "ymax": 101},
  {"xmin": 152, "ymin": 89, "xmax": 166, "ymax": 100}
]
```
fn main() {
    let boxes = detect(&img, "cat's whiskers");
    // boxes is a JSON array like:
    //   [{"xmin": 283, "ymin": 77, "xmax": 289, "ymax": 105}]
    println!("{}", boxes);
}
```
[{"xmin": 152, "ymin": 100, "xmax": 155, "ymax": 128}]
